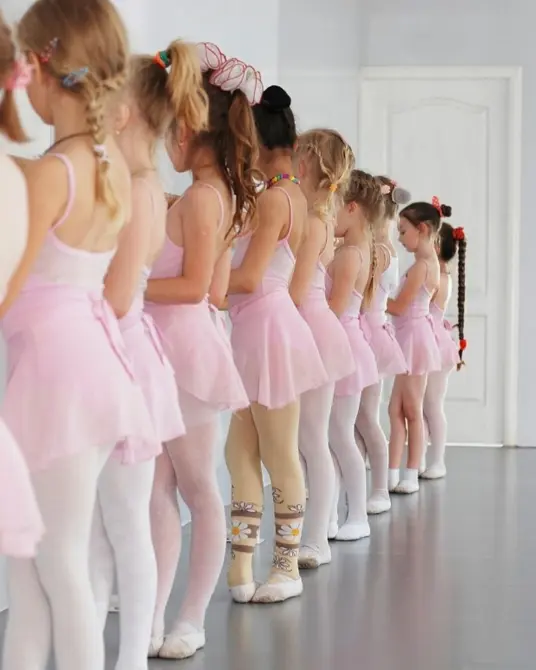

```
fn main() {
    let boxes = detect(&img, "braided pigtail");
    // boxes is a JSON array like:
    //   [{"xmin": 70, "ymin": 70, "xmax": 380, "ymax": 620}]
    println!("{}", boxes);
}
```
[{"xmin": 455, "ymin": 231, "xmax": 467, "ymax": 370}]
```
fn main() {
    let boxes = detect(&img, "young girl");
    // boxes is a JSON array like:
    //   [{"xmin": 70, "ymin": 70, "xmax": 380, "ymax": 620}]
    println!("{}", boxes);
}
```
[
  {"xmin": 0, "ymin": 16, "xmax": 44, "ymax": 560},
  {"xmin": 290, "ymin": 128, "xmax": 355, "ymax": 569},
  {"xmin": 225, "ymin": 85, "xmax": 328, "ymax": 603},
  {"xmin": 0, "ymin": 2, "xmax": 157, "ymax": 669},
  {"xmin": 144, "ymin": 42, "xmax": 255, "ymax": 659},
  {"xmin": 357, "ymin": 176, "xmax": 410, "ymax": 514},
  {"xmin": 421, "ymin": 222, "xmax": 466, "ymax": 479},
  {"xmin": 328, "ymin": 169, "xmax": 379, "ymax": 541},
  {"xmin": 387, "ymin": 199, "xmax": 446, "ymax": 494},
  {"xmin": 89, "ymin": 43, "xmax": 207, "ymax": 670}
]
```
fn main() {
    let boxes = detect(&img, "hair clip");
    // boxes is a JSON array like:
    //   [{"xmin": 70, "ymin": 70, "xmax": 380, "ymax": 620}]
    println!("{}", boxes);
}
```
[
  {"xmin": 61, "ymin": 67, "xmax": 89, "ymax": 88},
  {"xmin": 154, "ymin": 50, "xmax": 171, "ymax": 70},
  {"xmin": 5, "ymin": 58, "xmax": 33, "ymax": 91},
  {"xmin": 453, "ymin": 226, "xmax": 465, "ymax": 241},
  {"xmin": 329, "ymin": 184, "xmax": 338, "ymax": 193},
  {"xmin": 39, "ymin": 37, "xmax": 59, "ymax": 64},
  {"xmin": 380, "ymin": 184, "xmax": 391, "ymax": 195},
  {"xmin": 93, "ymin": 144, "xmax": 110, "ymax": 165},
  {"xmin": 431, "ymin": 195, "xmax": 442, "ymax": 214}
]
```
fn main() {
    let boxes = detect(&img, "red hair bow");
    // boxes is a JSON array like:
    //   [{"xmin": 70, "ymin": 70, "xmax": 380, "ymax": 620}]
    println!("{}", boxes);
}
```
[
  {"xmin": 453, "ymin": 227, "xmax": 465, "ymax": 241},
  {"xmin": 431, "ymin": 196, "xmax": 442, "ymax": 215}
]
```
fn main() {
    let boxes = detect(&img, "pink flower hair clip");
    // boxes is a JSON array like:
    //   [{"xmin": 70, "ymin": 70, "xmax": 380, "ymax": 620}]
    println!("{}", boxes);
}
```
[
  {"xmin": 380, "ymin": 183, "xmax": 391, "ymax": 195},
  {"xmin": 5, "ymin": 57, "xmax": 34, "ymax": 91}
]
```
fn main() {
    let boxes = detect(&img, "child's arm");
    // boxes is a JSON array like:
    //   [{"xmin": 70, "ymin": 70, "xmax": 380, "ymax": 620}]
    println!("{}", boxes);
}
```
[
  {"xmin": 328, "ymin": 246, "xmax": 361, "ymax": 317},
  {"xmin": 103, "ymin": 178, "xmax": 153, "ymax": 319},
  {"xmin": 145, "ymin": 185, "xmax": 220, "ymax": 305},
  {"xmin": 228, "ymin": 189, "xmax": 286, "ymax": 295},
  {"xmin": 387, "ymin": 260, "xmax": 427, "ymax": 316},
  {"xmin": 289, "ymin": 214, "xmax": 325, "ymax": 307}
]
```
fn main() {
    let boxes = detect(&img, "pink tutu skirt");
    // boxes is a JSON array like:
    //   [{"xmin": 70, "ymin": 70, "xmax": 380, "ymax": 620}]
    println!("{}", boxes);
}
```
[
  {"xmin": 229, "ymin": 290, "xmax": 328, "ymax": 408},
  {"xmin": 119, "ymin": 303, "xmax": 185, "ymax": 451},
  {"xmin": 433, "ymin": 317, "xmax": 458, "ymax": 370},
  {"xmin": 145, "ymin": 300, "xmax": 249, "ymax": 428},
  {"xmin": 362, "ymin": 311, "xmax": 408, "ymax": 379},
  {"xmin": 1, "ymin": 286, "xmax": 158, "ymax": 472},
  {"xmin": 335, "ymin": 314, "xmax": 379, "ymax": 397},
  {"xmin": 392, "ymin": 314, "xmax": 442, "ymax": 376},
  {"xmin": 299, "ymin": 302, "xmax": 355, "ymax": 384},
  {"xmin": 0, "ymin": 419, "xmax": 44, "ymax": 557}
]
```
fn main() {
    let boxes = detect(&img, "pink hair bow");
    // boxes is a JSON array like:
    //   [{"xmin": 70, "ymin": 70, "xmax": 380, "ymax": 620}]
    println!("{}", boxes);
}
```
[
  {"xmin": 5, "ymin": 58, "xmax": 33, "ymax": 91},
  {"xmin": 432, "ymin": 195, "xmax": 442, "ymax": 214},
  {"xmin": 197, "ymin": 42, "xmax": 263, "ymax": 106}
]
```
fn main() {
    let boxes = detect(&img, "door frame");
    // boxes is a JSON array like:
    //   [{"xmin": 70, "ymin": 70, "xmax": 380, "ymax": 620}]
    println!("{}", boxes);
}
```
[{"xmin": 358, "ymin": 66, "xmax": 522, "ymax": 447}]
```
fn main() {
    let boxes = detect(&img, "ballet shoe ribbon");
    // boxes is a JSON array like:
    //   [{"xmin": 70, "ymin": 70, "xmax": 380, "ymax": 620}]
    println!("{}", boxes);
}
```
[
  {"xmin": 91, "ymin": 297, "xmax": 136, "ymax": 381},
  {"xmin": 141, "ymin": 313, "xmax": 166, "ymax": 365}
]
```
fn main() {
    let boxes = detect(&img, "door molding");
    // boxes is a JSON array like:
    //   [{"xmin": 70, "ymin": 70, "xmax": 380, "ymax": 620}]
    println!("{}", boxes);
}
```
[{"xmin": 359, "ymin": 66, "xmax": 522, "ymax": 447}]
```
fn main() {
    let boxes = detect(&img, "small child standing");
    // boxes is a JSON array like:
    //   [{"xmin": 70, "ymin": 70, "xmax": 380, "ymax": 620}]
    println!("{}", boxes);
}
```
[{"xmin": 421, "ymin": 222, "xmax": 467, "ymax": 479}]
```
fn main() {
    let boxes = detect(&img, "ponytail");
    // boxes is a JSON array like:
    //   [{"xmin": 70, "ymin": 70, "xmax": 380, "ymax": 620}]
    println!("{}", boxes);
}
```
[
  {"xmin": 454, "ymin": 228, "xmax": 467, "ymax": 370},
  {"xmin": 0, "ymin": 89, "xmax": 27, "ymax": 142},
  {"xmin": 166, "ymin": 40, "xmax": 208, "ymax": 134}
]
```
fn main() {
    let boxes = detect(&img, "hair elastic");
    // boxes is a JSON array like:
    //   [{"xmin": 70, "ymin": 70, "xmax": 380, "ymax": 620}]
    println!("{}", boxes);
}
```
[
  {"xmin": 93, "ymin": 144, "xmax": 110, "ymax": 165},
  {"xmin": 154, "ymin": 50, "xmax": 171, "ymax": 70},
  {"xmin": 329, "ymin": 184, "xmax": 338, "ymax": 193},
  {"xmin": 453, "ymin": 226, "xmax": 465, "ymax": 241},
  {"xmin": 431, "ymin": 195, "xmax": 442, "ymax": 214},
  {"xmin": 61, "ymin": 67, "xmax": 89, "ymax": 89}
]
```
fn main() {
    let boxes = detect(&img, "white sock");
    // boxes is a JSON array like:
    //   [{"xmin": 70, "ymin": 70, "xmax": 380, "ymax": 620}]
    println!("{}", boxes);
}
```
[
  {"xmin": 388, "ymin": 469, "xmax": 400, "ymax": 491},
  {"xmin": 395, "ymin": 468, "xmax": 420, "ymax": 494}
]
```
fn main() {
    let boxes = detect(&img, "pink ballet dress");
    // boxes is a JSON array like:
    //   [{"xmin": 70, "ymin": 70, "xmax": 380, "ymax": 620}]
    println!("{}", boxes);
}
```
[
  {"xmin": 327, "ymin": 254, "xmax": 379, "ymax": 397},
  {"xmin": 145, "ymin": 184, "xmax": 249, "ymax": 429},
  {"xmin": 430, "ymin": 301, "xmax": 458, "ymax": 371},
  {"xmin": 0, "ymin": 154, "xmax": 158, "ymax": 473},
  {"xmin": 299, "ymin": 259, "xmax": 355, "ymax": 385},
  {"xmin": 362, "ymin": 249, "xmax": 408, "ymax": 378},
  {"xmin": 392, "ymin": 269, "xmax": 442, "ymax": 376},
  {"xmin": 119, "ymin": 267, "xmax": 185, "ymax": 445},
  {"xmin": 228, "ymin": 187, "xmax": 328, "ymax": 408}
]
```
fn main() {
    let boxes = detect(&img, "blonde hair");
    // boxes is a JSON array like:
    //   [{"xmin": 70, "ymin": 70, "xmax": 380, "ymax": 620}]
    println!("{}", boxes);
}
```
[
  {"xmin": 18, "ymin": 0, "xmax": 129, "ymax": 218},
  {"xmin": 0, "ymin": 13, "xmax": 27, "ymax": 142},
  {"xmin": 296, "ymin": 128, "xmax": 354, "ymax": 223},
  {"xmin": 130, "ymin": 41, "xmax": 208, "ymax": 138},
  {"xmin": 343, "ymin": 169, "xmax": 384, "ymax": 308}
]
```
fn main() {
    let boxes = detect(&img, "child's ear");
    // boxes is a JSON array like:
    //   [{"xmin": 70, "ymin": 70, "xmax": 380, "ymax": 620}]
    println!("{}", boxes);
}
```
[
  {"xmin": 114, "ymin": 101, "xmax": 130, "ymax": 135},
  {"xmin": 348, "ymin": 202, "xmax": 357, "ymax": 213}
]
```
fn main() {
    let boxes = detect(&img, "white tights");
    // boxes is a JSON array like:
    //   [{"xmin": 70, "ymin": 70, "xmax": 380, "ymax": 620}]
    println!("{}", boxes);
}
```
[
  {"xmin": 423, "ymin": 369, "xmax": 451, "ymax": 468},
  {"xmin": 355, "ymin": 382, "xmax": 388, "ymax": 494},
  {"xmin": 298, "ymin": 383, "xmax": 336, "ymax": 550},
  {"xmin": 328, "ymin": 394, "xmax": 367, "ymax": 528},
  {"xmin": 90, "ymin": 457, "xmax": 156, "ymax": 670},
  {"xmin": 2, "ymin": 444, "xmax": 114, "ymax": 670}
]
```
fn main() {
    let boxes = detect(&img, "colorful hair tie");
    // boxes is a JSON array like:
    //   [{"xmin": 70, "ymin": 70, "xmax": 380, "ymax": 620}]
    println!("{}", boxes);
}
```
[
  {"xmin": 329, "ymin": 184, "xmax": 338, "ymax": 193},
  {"xmin": 431, "ymin": 195, "xmax": 442, "ymax": 215},
  {"xmin": 39, "ymin": 37, "xmax": 59, "ymax": 64},
  {"xmin": 61, "ymin": 67, "xmax": 89, "ymax": 89},
  {"xmin": 154, "ymin": 50, "xmax": 171, "ymax": 70},
  {"xmin": 94, "ymin": 144, "xmax": 110, "ymax": 165},
  {"xmin": 453, "ymin": 226, "xmax": 465, "ymax": 241}
]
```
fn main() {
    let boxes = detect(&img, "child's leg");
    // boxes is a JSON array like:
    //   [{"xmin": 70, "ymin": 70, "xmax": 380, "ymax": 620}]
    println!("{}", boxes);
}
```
[
  {"xmin": 298, "ymin": 384, "xmax": 336, "ymax": 566},
  {"xmin": 225, "ymin": 408, "xmax": 263, "ymax": 602},
  {"xmin": 249, "ymin": 401, "xmax": 305, "ymax": 603},
  {"xmin": 328, "ymin": 452, "xmax": 342, "ymax": 538},
  {"xmin": 395, "ymin": 374, "xmax": 427, "ymax": 494},
  {"xmin": 357, "ymin": 382, "xmax": 391, "ymax": 514},
  {"xmin": 421, "ymin": 369, "xmax": 451, "ymax": 479},
  {"xmin": 328, "ymin": 394, "xmax": 370, "ymax": 541},
  {"xmin": 388, "ymin": 376, "xmax": 406, "ymax": 491}
]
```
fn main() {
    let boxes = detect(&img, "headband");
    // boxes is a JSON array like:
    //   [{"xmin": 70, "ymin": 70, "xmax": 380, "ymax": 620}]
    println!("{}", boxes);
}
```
[{"xmin": 196, "ymin": 42, "xmax": 263, "ymax": 106}]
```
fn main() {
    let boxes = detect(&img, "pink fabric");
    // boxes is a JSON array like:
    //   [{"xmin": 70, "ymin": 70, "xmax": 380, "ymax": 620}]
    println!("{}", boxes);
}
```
[
  {"xmin": 0, "ymin": 154, "xmax": 158, "ymax": 472},
  {"xmin": 299, "ymin": 262, "xmax": 355, "ymax": 384},
  {"xmin": 392, "ymin": 272, "xmax": 442, "ymax": 376},
  {"xmin": 228, "ymin": 187, "xmax": 328, "ymax": 408},
  {"xmin": 150, "ymin": 422, "xmax": 226, "ymax": 634},
  {"xmin": 429, "ymin": 302, "xmax": 458, "ymax": 371}
]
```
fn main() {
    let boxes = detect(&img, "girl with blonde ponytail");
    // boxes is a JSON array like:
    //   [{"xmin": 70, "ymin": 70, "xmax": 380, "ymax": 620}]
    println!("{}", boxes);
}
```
[
  {"xmin": 90, "ymin": 40, "xmax": 209, "ymax": 670},
  {"xmin": 1, "ymin": 2, "xmax": 159, "ymax": 670}
]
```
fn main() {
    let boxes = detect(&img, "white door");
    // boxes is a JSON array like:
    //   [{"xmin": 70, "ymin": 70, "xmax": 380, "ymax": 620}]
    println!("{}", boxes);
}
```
[{"xmin": 359, "ymin": 68, "xmax": 517, "ymax": 445}]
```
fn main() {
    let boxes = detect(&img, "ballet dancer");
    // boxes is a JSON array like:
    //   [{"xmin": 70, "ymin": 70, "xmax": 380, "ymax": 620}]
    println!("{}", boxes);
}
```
[
  {"xmin": 225, "ymin": 86, "xmax": 328, "ymax": 603},
  {"xmin": 387, "ymin": 198, "xmax": 446, "ymax": 494},
  {"xmin": 90, "ymin": 43, "xmax": 207, "ymax": 670},
  {"xmin": 0, "ymin": 2, "xmax": 158, "ymax": 670},
  {"xmin": 145, "ymin": 42, "xmax": 255, "ymax": 659},
  {"xmin": 357, "ymin": 176, "xmax": 410, "ymax": 514},
  {"xmin": 421, "ymin": 222, "xmax": 467, "ymax": 479},
  {"xmin": 328, "ymin": 169, "xmax": 380, "ymax": 541},
  {"xmin": 0, "ymin": 19, "xmax": 44, "ymax": 560},
  {"xmin": 290, "ymin": 129, "xmax": 355, "ymax": 568}
]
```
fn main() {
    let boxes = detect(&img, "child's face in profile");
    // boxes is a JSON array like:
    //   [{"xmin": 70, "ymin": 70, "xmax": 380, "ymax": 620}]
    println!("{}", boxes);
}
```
[{"xmin": 398, "ymin": 216, "xmax": 421, "ymax": 252}]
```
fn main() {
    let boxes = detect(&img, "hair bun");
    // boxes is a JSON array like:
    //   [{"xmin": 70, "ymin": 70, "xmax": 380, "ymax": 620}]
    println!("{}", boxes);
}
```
[
  {"xmin": 440, "ymin": 204, "xmax": 452, "ymax": 218},
  {"xmin": 392, "ymin": 186, "xmax": 411, "ymax": 206},
  {"xmin": 261, "ymin": 85, "xmax": 291, "ymax": 112}
]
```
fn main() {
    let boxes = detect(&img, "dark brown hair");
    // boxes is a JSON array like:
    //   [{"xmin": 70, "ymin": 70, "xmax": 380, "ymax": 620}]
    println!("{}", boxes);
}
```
[
  {"xmin": 400, "ymin": 200, "xmax": 452, "ymax": 236},
  {"xmin": 130, "ymin": 42, "xmax": 208, "ymax": 138},
  {"xmin": 438, "ymin": 222, "xmax": 467, "ymax": 370},
  {"xmin": 190, "ymin": 71, "xmax": 260, "ymax": 237},
  {"xmin": 253, "ymin": 85, "xmax": 296, "ymax": 150},
  {"xmin": 343, "ymin": 169, "xmax": 383, "ymax": 307},
  {"xmin": 0, "ymin": 14, "xmax": 27, "ymax": 142},
  {"xmin": 18, "ymin": 0, "xmax": 129, "ymax": 219}
]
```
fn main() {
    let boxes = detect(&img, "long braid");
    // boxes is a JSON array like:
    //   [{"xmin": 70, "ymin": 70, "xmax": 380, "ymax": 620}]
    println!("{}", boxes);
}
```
[{"xmin": 456, "ymin": 236, "xmax": 467, "ymax": 370}]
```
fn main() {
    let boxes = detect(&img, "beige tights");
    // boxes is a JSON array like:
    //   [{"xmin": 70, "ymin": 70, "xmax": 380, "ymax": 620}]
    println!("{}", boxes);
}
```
[{"xmin": 225, "ymin": 401, "xmax": 305, "ymax": 587}]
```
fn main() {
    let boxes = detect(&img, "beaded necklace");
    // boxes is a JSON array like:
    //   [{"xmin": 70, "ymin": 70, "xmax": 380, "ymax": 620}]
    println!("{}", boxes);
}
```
[{"xmin": 266, "ymin": 173, "xmax": 300, "ymax": 189}]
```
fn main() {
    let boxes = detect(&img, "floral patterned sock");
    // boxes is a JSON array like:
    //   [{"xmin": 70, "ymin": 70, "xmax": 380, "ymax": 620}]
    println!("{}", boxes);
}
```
[
  {"xmin": 270, "ymin": 488, "xmax": 304, "ymax": 581},
  {"xmin": 227, "ymin": 499, "xmax": 262, "ymax": 588}
]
